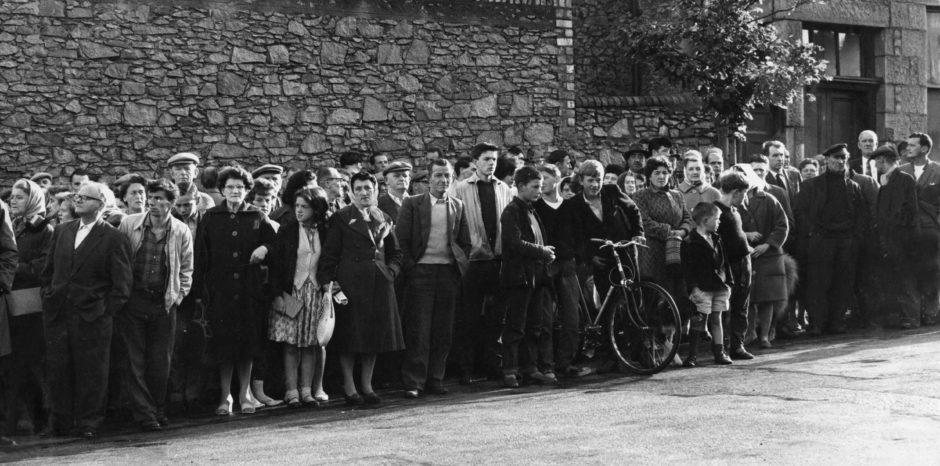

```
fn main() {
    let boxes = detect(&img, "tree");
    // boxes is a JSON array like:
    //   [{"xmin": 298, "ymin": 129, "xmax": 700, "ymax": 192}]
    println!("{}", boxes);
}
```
[{"xmin": 610, "ymin": 0, "xmax": 827, "ymax": 152}]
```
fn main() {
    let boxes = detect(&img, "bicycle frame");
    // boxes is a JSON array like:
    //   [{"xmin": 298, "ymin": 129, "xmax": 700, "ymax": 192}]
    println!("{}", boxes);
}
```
[{"xmin": 590, "ymin": 243, "xmax": 644, "ymax": 329}]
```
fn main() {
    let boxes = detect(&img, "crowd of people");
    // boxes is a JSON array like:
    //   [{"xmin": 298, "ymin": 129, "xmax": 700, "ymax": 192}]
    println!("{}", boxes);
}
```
[{"xmin": 0, "ymin": 129, "xmax": 936, "ymax": 445}]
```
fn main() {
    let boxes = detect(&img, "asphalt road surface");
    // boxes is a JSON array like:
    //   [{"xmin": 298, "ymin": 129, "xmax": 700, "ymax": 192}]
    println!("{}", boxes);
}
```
[{"xmin": 4, "ymin": 328, "xmax": 940, "ymax": 465}]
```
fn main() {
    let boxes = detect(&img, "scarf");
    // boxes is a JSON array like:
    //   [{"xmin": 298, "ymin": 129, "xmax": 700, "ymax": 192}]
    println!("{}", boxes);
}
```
[{"xmin": 12, "ymin": 179, "xmax": 46, "ymax": 233}]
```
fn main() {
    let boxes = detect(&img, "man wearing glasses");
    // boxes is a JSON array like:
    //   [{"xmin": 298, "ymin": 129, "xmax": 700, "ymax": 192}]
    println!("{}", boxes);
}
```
[{"xmin": 42, "ymin": 182, "xmax": 133, "ymax": 439}]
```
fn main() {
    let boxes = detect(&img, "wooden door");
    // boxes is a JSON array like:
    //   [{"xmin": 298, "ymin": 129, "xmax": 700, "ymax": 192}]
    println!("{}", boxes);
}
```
[{"xmin": 803, "ymin": 83, "xmax": 875, "ymax": 158}]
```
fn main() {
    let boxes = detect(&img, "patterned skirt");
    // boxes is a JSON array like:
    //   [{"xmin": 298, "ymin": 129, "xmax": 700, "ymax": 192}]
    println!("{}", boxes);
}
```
[{"xmin": 268, "ymin": 279, "xmax": 324, "ymax": 348}]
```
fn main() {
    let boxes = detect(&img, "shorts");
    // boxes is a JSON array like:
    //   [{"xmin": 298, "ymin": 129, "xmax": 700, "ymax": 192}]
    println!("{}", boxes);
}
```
[{"xmin": 689, "ymin": 286, "xmax": 730, "ymax": 315}]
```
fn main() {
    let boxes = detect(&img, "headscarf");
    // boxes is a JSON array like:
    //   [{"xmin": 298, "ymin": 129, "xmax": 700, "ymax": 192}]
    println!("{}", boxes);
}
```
[{"xmin": 12, "ymin": 179, "xmax": 46, "ymax": 226}]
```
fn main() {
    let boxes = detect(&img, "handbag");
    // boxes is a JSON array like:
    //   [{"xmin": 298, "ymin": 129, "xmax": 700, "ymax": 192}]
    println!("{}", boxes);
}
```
[
  {"xmin": 665, "ymin": 236, "xmax": 683, "ymax": 267},
  {"xmin": 316, "ymin": 284, "xmax": 336, "ymax": 346},
  {"xmin": 8, "ymin": 287, "xmax": 42, "ymax": 317}
]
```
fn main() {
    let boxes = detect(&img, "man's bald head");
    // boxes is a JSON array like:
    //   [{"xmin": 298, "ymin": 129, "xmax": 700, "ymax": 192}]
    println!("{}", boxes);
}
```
[{"xmin": 858, "ymin": 130, "xmax": 878, "ymax": 157}]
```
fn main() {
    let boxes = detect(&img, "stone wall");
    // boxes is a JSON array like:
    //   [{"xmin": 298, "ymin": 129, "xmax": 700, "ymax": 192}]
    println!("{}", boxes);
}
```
[
  {"xmin": 575, "ymin": 95, "xmax": 716, "ymax": 165},
  {"xmin": 0, "ymin": 0, "xmax": 567, "ymax": 183}
]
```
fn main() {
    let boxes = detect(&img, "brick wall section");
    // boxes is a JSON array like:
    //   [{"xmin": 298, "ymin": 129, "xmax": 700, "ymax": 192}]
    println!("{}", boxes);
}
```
[{"xmin": 0, "ymin": 0, "xmax": 567, "ymax": 183}]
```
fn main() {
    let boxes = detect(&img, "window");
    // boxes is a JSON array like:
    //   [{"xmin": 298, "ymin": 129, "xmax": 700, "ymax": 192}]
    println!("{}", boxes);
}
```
[
  {"xmin": 802, "ymin": 25, "xmax": 875, "ymax": 78},
  {"xmin": 929, "ymin": 11, "xmax": 940, "ymax": 86}
]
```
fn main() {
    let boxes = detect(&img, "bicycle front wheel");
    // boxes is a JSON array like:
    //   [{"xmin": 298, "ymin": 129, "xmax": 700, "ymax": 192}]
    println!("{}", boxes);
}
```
[{"xmin": 608, "ymin": 282, "xmax": 681, "ymax": 375}]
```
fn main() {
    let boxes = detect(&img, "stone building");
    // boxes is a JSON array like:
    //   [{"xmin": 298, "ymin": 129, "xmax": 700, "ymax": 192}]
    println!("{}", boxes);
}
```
[{"xmin": 0, "ymin": 0, "xmax": 936, "ymax": 183}]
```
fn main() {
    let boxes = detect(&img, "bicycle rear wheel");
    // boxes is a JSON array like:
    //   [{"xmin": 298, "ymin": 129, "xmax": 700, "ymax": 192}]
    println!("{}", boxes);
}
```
[{"xmin": 608, "ymin": 282, "xmax": 681, "ymax": 375}]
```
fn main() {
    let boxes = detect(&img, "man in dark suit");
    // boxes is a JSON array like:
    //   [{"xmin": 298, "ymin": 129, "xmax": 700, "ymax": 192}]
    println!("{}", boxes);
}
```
[
  {"xmin": 763, "ymin": 141, "xmax": 802, "ymax": 209},
  {"xmin": 0, "ymin": 200, "xmax": 18, "ymax": 446},
  {"xmin": 377, "ymin": 161, "xmax": 412, "ymax": 224},
  {"xmin": 396, "ymin": 159, "xmax": 471, "ymax": 399},
  {"xmin": 499, "ymin": 166, "xmax": 556, "ymax": 388},
  {"xmin": 795, "ymin": 144, "xmax": 869, "ymax": 335},
  {"xmin": 900, "ymin": 132, "xmax": 940, "ymax": 326},
  {"xmin": 872, "ymin": 144, "xmax": 920, "ymax": 327},
  {"xmin": 42, "ymin": 182, "xmax": 133, "ymax": 438}
]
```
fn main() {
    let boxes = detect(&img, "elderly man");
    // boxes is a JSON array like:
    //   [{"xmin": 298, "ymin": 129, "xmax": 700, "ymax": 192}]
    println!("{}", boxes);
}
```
[
  {"xmin": 795, "ymin": 144, "xmax": 869, "ymax": 335},
  {"xmin": 42, "ymin": 181, "xmax": 133, "ymax": 439},
  {"xmin": 30, "ymin": 173, "xmax": 53, "ymax": 194},
  {"xmin": 677, "ymin": 151, "xmax": 720, "ymax": 210},
  {"xmin": 118, "ymin": 179, "xmax": 193, "ymax": 432},
  {"xmin": 900, "ymin": 132, "xmax": 940, "ymax": 327},
  {"xmin": 378, "ymin": 161, "xmax": 412, "ymax": 222},
  {"xmin": 318, "ymin": 166, "xmax": 349, "ymax": 213},
  {"xmin": 166, "ymin": 152, "xmax": 215, "ymax": 214},
  {"xmin": 854, "ymin": 130, "xmax": 879, "ymax": 178}
]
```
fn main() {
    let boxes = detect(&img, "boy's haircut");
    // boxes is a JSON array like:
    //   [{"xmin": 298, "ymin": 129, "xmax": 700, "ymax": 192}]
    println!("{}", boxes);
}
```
[
  {"xmin": 537, "ymin": 163, "xmax": 561, "ymax": 179},
  {"xmin": 605, "ymin": 164, "xmax": 625, "ymax": 176},
  {"xmin": 579, "ymin": 160, "xmax": 604, "ymax": 179},
  {"xmin": 339, "ymin": 151, "xmax": 364, "ymax": 168},
  {"xmin": 248, "ymin": 177, "xmax": 277, "ymax": 201},
  {"xmin": 798, "ymin": 159, "xmax": 819, "ymax": 171},
  {"xmin": 691, "ymin": 202, "xmax": 720, "ymax": 225},
  {"xmin": 350, "ymin": 171, "xmax": 378, "ymax": 187},
  {"xmin": 369, "ymin": 152, "xmax": 387, "ymax": 165},
  {"xmin": 506, "ymin": 145, "xmax": 524, "ymax": 157},
  {"xmin": 750, "ymin": 154, "xmax": 770, "ymax": 165},
  {"xmin": 470, "ymin": 142, "xmax": 499, "ymax": 160},
  {"xmin": 761, "ymin": 140, "xmax": 786, "ymax": 156},
  {"xmin": 201, "ymin": 166, "xmax": 219, "ymax": 189},
  {"xmin": 909, "ymin": 132, "xmax": 933, "ymax": 150},
  {"xmin": 513, "ymin": 166, "xmax": 542, "ymax": 187},
  {"xmin": 146, "ymin": 178, "xmax": 180, "ymax": 203},
  {"xmin": 718, "ymin": 172, "xmax": 750, "ymax": 194},
  {"xmin": 494, "ymin": 156, "xmax": 518, "ymax": 181},
  {"xmin": 454, "ymin": 157, "xmax": 472, "ymax": 176}
]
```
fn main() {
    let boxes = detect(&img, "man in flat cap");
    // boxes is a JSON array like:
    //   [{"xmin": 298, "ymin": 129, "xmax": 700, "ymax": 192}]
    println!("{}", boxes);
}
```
[
  {"xmin": 900, "ymin": 132, "xmax": 940, "ymax": 327},
  {"xmin": 378, "ymin": 161, "xmax": 412, "ymax": 223},
  {"xmin": 872, "ymin": 144, "xmax": 919, "ymax": 328},
  {"xmin": 30, "ymin": 172, "xmax": 53, "ymax": 194},
  {"xmin": 625, "ymin": 148, "xmax": 649, "ymax": 178},
  {"xmin": 165, "ymin": 152, "xmax": 215, "ymax": 215},
  {"xmin": 252, "ymin": 164, "xmax": 284, "ymax": 213},
  {"xmin": 795, "ymin": 143, "xmax": 869, "ymax": 335},
  {"xmin": 42, "ymin": 181, "xmax": 133, "ymax": 439}
]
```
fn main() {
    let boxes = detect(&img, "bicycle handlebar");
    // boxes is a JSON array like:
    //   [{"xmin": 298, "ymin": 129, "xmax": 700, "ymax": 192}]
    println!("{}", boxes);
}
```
[{"xmin": 590, "ymin": 238, "xmax": 647, "ymax": 250}]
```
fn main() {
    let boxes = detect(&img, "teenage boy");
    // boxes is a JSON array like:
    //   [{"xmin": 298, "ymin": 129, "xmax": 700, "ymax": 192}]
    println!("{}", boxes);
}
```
[
  {"xmin": 713, "ymin": 172, "xmax": 754, "ymax": 360},
  {"xmin": 681, "ymin": 202, "xmax": 734, "ymax": 367}
]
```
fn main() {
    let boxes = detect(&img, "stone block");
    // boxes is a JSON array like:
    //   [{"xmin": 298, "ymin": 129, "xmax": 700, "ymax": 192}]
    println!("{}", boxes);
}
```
[
  {"xmin": 209, "ymin": 143, "xmax": 249, "ymax": 159},
  {"xmin": 268, "ymin": 45, "xmax": 290, "ymax": 64},
  {"xmin": 302, "ymin": 133, "xmax": 330, "ymax": 154},
  {"xmin": 104, "ymin": 64, "xmax": 129, "ymax": 79},
  {"xmin": 300, "ymin": 106, "xmax": 325, "ymax": 124},
  {"xmin": 415, "ymin": 101, "xmax": 442, "ymax": 121},
  {"xmin": 158, "ymin": 113, "xmax": 176, "ymax": 127},
  {"xmin": 390, "ymin": 21, "xmax": 413, "ymax": 38},
  {"xmin": 121, "ymin": 81, "xmax": 146, "ymax": 95},
  {"xmin": 890, "ymin": 2, "xmax": 926, "ymax": 30},
  {"xmin": 508, "ymin": 95, "xmax": 532, "ymax": 116},
  {"xmin": 900, "ymin": 29, "xmax": 925, "ymax": 58},
  {"xmin": 363, "ymin": 97, "xmax": 388, "ymax": 122},
  {"xmin": 884, "ymin": 56, "xmax": 924, "ymax": 85},
  {"xmin": 207, "ymin": 110, "xmax": 225, "ymax": 125},
  {"xmin": 27, "ymin": 132, "xmax": 64, "ymax": 146},
  {"xmin": 372, "ymin": 138, "xmax": 408, "ymax": 152},
  {"xmin": 288, "ymin": 21, "xmax": 308, "ymax": 36},
  {"xmin": 327, "ymin": 108, "xmax": 360, "ymax": 124},
  {"xmin": 335, "ymin": 17, "xmax": 358, "ymax": 37},
  {"xmin": 608, "ymin": 118, "xmax": 631, "ymax": 138},
  {"xmin": 404, "ymin": 40, "xmax": 430, "ymax": 65},
  {"xmin": 377, "ymin": 44, "xmax": 403, "ymax": 65},
  {"xmin": 894, "ymin": 84, "xmax": 926, "ymax": 114},
  {"xmin": 283, "ymin": 81, "xmax": 308, "ymax": 96},
  {"xmin": 524, "ymin": 123, "xmax": 554, "ymax": 145},
  {"xmin": 2, "ymin": 112, "xmax": 30, "ymax": 129},
  {"xmin": 476, "ymin": 55, "xmax": 501, "ymax": 66},
  {"xmin": 358, "ymin": 23, "xmax": 384, "ymax": 38},
  {"xmin": 320, "ymin": 42, "xmax": 347, "ymax": 65},
  {"xmin": 218, "ymin": 72, "xmax": 247, "ymax": 96},
  {"xmin": 79, "ymin": 41, "xmax": 119, "ymax": 59},
  {"xmin": 38, "ymin": 0, "xmax": 64, "ymax": 17},
  {"xmin": 271, "ymin": 102, "xmax": 297, "ymax": 125},
  {"xmin": 397, "ymin": 73, "xmax": 421, "ymax": 93},
  {"xmin": 52, "ymin": 147, "xmax": 75, "ymax": 163},
  {"xmin": 123, "ymin": 102, "xmax": 158, "ymax": 126},
  {"xmin": 96, "ymin": 106, "xmax": 122, "ymax": 125},
  {"xmin": 471, "ymin": 95, "xmax": 498, "ymax": 118},
  {"xmin": 232, "ymin": 47, "xmax": 265, "ymax": 64},
  {"xmin": 445, "ymin": 104, "xmax": 471, "ymax": 119}
]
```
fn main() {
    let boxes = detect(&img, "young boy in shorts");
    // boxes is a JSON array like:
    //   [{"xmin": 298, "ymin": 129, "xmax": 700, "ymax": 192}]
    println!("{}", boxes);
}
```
[{"xmin": 681, "ymin": 202, "xmax": 734, "ymax": 367}]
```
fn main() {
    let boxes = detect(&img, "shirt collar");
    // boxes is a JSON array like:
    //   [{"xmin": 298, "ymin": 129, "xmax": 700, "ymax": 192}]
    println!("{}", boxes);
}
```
[
  {"xmin": 428, "ymin": 192, "xmax": 447, "ymax": 203},
  {"xmin": 79, "ymin": 219, "xmax": 95, "ymax": 230}
]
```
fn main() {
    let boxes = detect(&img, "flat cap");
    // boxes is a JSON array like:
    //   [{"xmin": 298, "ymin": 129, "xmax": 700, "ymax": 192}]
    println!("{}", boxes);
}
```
[
  {"xmin": 822, "ymin": 143, "xmax": 849, "ymax": 158},
  {"xmin": 167, "ymin": 152, "xmax": 200, "ymax": 167},
  {"xmin": 383, "ymin": 160, "xmax": 413, "ymax": 177},
  {"xmin": 30, "ymin": 172, "xmax": 52, "ymax": 182},
  {"xmin": 252, "ymin": 164, "xmax": 283, "ymax": 178},
  {"xmin": 870, "ymin": 144, "xmax": 899, "ymax": 160},
  {"xmin": 625, "ymin": 149, "xmax": 650, "ymax": 159}
]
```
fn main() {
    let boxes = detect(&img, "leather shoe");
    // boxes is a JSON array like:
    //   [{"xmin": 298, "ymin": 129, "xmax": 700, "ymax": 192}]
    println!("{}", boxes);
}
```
[
  {"xmin": 503, "ymin": 374, "xmax": 520, "ymax": 388},
  {"xmin": 79, "ymin": 428, "xmax": 97, "ymax": 440},
  {"xmin": 404, "ymin": 389, "xmax": 420, "ymax": 399},
  {"xmin": 362, "ymin": 392, "xmax": 381, "ymax": 405},
  {"xmin": 344, "ymin": 393, "xmax": 363, "ymax": 406},
  {"xmin": 526, "ymin": 371, "xmax": 558, "ymax": 385},
  {"xmin": 140, "ymin": 421, "xmax": 162, "ymax": 432},
  {"xmin": 562, "ymin": 366, "xmax": 593, "ymax": 378},
  {"xmin": 0, "ymin": 436, "xmax": 16, "ymax": 447},
  {"xmin": 729, "ymin": 346, "xmax": 755, "ymax": 360},
  {"xmin": 426, "ymin": 385, "xmax": 449, "ymax": 395}
]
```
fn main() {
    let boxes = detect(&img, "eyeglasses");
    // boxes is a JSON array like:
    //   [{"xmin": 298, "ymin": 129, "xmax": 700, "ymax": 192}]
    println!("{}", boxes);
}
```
[{"xmin": 73, "ymin": 194, "xmax": 102, "ymax": 203}]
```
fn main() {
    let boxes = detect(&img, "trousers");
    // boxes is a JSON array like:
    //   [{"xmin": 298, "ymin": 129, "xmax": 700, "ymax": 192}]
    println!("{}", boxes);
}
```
[
  {"xmin": 401, "ymin": 264, "xmax": 460, "ymax": 390},
  {"xmin": 454, "ymin": 259, "xmax": 503, "ymax": 376},
  {"xmin": 119, "ymin": 291, "xmax": 176, "ymax": 425},
  {"xmin": 805, "ymin": 235, "xmax": 858, "ymax": 331}
]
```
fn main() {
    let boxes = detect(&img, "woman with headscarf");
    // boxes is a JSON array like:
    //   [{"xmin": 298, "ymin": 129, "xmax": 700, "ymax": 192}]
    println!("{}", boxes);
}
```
[{"xmin": 4, "ymin": 179, "xmax": 53, "ymax": 436}]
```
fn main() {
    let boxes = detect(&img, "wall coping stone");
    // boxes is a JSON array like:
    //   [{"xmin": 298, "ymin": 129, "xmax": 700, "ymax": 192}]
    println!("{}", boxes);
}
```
[{"xmin": 576, "ymin": 94, "xmax": 700, "ymax": 109}]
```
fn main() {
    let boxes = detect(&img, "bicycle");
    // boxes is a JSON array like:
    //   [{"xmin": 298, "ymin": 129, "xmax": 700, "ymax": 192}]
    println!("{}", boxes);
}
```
[{"xmin": 577, "ymin": 238, "xmax": 682, "ymax": 375}]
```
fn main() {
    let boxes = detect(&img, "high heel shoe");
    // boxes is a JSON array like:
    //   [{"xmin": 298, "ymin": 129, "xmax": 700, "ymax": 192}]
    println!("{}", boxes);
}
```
[
  {"xmin": 240, "ymin": 400, "xmax": 256, "ymax": 414},
  {"xmin": 284, "ymin": 389, "xmax": 301, "ymax": 409},
  {"xmin": 344, "ymin": 393, "xmax": 363, "ymax": 406},
  {"xmin": 215, "ymin": 396, "xmax": 233, "ymax": 416}
]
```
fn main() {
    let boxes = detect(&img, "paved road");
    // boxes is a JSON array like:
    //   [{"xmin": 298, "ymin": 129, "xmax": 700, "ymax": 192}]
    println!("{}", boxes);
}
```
[{"xmin": 4, "ymin": 328, "xmax": 940, "ymax": 465}]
